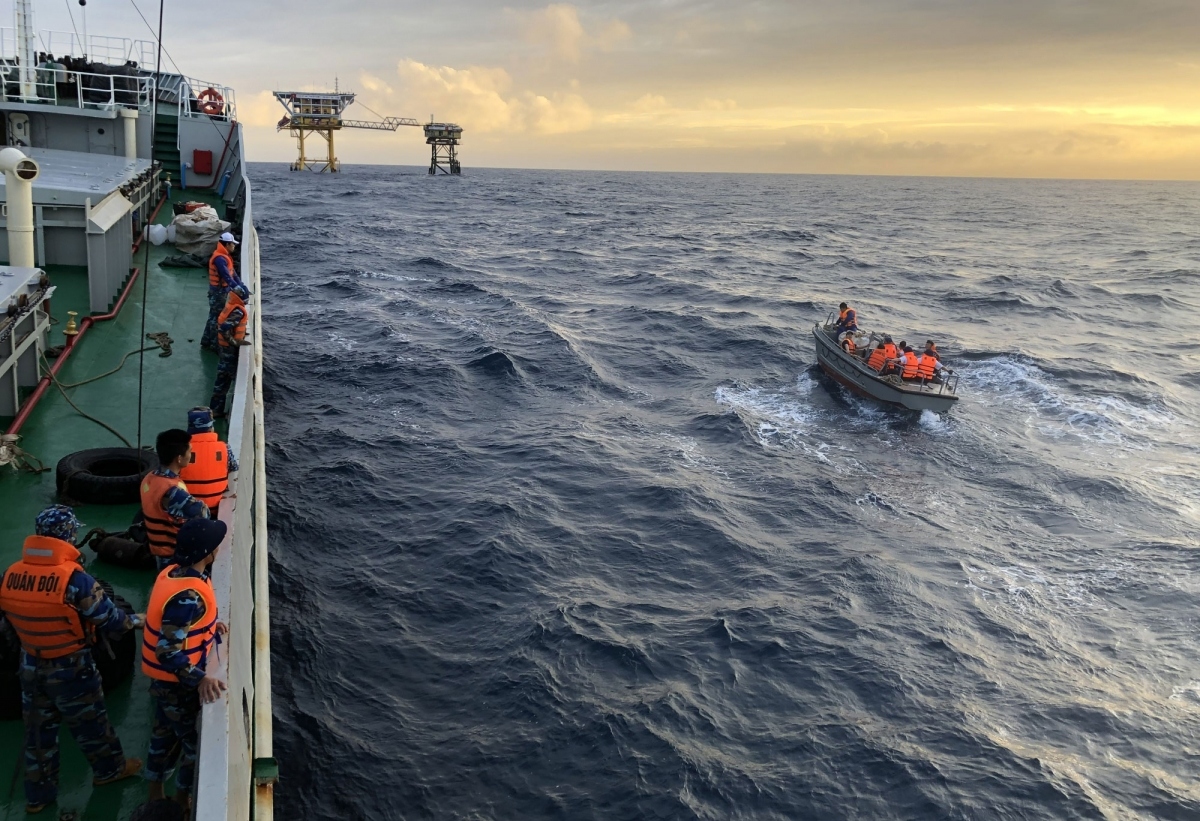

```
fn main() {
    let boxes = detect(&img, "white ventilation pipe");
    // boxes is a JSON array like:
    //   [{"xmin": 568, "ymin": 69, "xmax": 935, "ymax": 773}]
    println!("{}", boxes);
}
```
[
  {"xmin": 0, "ymin": 147, "xmax": 40, "ymax": 268},
  {"xmin": 120, "ymin": 108, "xmax": 139, "ymax": 160}
]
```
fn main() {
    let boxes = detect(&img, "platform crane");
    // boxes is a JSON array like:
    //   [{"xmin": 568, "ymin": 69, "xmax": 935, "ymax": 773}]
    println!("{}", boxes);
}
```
[{"xmin": 273, "ymin": 90, "xmax": 462, "ymax": 174}]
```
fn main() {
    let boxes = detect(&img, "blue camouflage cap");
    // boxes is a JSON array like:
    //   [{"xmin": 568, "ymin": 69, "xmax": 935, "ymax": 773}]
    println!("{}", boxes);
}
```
[
  {"xmin": 173, "ymin": 518, "xmax": 227, "ymax": 566},
  {"xmin": 188, "ymin": 406, "xmax": 214, "ymax": 434},
  {"xmin": 35, "ymin": 504, "xmax": 83, "ymax": 542},
  {"xmin": 230, "ymin": 282, "xmax": 251, "ymax": 301}
]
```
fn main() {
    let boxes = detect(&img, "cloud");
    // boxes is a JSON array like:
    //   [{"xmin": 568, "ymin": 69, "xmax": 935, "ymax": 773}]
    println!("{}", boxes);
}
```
[
  {"xmin": 396, "ymin": 59, "xmax": 593, "ymax": 135},
  {"xmin": 519, "ymin": 4, "xmax": 586, "ymax": 61},
  {"xmin": 631, "ymin": 94, "xmax": 668, "ymax": 113},
  {"xmin": 358, "ymin": 73, "xmax": 393, "ymax": 96},
  {"xmin": 514, "ymin": 4, "xmax": 632, "ymax": 63},
  {"xmin": 238, "ymin": 90, "xmax": 286, "ymax": 129},
  {"xmin": 595, "ymin": 19, "xmax": 633, "ymax": 52},
  {"xmin": 523, "ymin": 91, "xmax": 593, "ymax": 134}
]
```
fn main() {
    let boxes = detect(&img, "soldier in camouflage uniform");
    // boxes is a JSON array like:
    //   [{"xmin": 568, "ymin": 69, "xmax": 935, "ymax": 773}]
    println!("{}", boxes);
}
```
[
  {"xmin": 144, "ymin": 518, "xmax": 228, "ymax": 811},
  {"xmin": 201, "ymin": 232, "xmax": 240, "ymax": 352},
  {"xmin": 209, "ymin": 281, "xmax": 251, "ymax": 419},
  {"xmin": 0, "ymin": 506, "xmax": 145, "ymax": 813}
]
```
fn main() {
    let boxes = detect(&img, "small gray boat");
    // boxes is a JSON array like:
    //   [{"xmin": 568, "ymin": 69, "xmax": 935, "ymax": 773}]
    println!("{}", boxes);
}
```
[{"xmin": 812, "ymin": 321, "xmax": 960, "ymax": 412}]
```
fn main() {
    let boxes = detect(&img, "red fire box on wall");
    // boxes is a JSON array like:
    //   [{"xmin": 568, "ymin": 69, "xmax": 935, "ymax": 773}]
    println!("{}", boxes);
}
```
[{"xmin": 192, "ymin": 149, "xmax": 213, "ymax": 175}]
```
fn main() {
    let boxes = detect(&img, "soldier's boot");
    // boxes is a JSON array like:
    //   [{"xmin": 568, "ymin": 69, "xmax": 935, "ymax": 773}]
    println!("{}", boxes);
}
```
[
  {"xmin": 174, "ymin": 790, "xmax": 192, "ymax": 815},
  {"xmin": 24, "ymin": 800, "xmax": 51, "ymax": 814},
  {"xmin": 93, "ymin": 757, "xmax": 142, "ymax": 786}
]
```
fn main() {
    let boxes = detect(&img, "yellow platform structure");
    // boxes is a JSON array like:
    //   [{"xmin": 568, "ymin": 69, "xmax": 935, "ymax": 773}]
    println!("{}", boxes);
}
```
[
  {"xmin": 274, "ymin": 89, "xmax": 463, "ymax": 173},
  {"xmin": 274, "ymin": 91, "xmax": 355, "ymax": 172}
]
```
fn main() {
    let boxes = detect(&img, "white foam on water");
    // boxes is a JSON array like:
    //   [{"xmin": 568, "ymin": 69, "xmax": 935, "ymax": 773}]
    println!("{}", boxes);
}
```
[
  {"xmin": 715, "ymin": 384, "xmax": 816, "ymax": 438},
  {"xmin": 655, "ymin": 431, "xmax": 728, "ymax": 479},
  {"xmin": 919, "ymin": 409, "xmax": 949, "ymax": 432},
  {"xmin": 327, "ymin": 332, "xmax": 358, "ymax": 351},
  {"xmin": 963, "ymin": 356, "xmax": 1178, "ymax": 449},
  {"xmin": 1137, "ymin": 470, "xmax": 1200, "ymax": 525},
  {"xmin": 357, "ymin": 270, "xmax": 433, "ymax": 284},
  {"xmin": 714, "ymin": 379, "xmax": 865, "ymax": 471},
  {"xmin": 964, "ymin": 563, "xmax": 1110, "ymax": 615},
  {"xmin": 1169, "ymin": 682, "xmax": 1200, "ymax": 704}
]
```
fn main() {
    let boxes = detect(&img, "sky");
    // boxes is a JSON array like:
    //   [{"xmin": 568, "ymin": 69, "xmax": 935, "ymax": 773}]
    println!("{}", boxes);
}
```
[{"xmin": 23, "ymin": 0, "xmax": 1200, "ymax": 178}]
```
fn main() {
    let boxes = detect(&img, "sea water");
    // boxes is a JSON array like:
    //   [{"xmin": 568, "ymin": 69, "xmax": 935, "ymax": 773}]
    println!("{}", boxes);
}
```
[{"xmin": 256, "ymin": 166, "xmax": 1200, "ymax": 819}]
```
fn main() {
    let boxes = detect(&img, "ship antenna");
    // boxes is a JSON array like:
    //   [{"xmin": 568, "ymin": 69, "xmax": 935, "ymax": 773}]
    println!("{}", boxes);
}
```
[{"xmin": 136, "ymin": 0, "xmax": 166, "ymax": 450}]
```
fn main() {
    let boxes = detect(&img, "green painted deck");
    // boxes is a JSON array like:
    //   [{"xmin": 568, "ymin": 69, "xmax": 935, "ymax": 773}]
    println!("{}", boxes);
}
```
[{"xmin": 0, "ymin": 189, "xmax": 229, "ymax": 819}]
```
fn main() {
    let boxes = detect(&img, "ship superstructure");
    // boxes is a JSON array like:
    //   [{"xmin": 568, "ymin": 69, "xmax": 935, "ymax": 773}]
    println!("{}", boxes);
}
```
[{"xmin": 0, "ymin": 8, "xmax": 271, "ymax": 820}]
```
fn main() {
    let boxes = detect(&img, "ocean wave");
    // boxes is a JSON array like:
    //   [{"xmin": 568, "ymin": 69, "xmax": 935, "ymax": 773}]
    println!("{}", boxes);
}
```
[
  {"xmin": 962, "ymin": 356, "xmax": 1177, "ymax": 448},
  {"xmin": 256, "ymin": 165, "xmax": 1200, "ymax": 821}
]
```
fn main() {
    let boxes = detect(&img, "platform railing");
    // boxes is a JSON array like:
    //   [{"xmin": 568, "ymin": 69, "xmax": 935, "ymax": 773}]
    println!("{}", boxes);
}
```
[
  {"xmin": 0, "ymin": 64, "xmax": 153, "ymax": 110},
  {"xmin": 0, "ymin": 29, "xmax": 154, "ymax": 65},
  {"xmin": 176, "ymin": 76, "xmax": 237, "ymax": 121}
]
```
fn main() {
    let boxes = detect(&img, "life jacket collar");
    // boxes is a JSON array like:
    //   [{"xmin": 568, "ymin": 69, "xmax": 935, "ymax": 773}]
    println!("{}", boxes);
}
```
[{"xmin": 22, "ymin": 535, "xmax": 82, "ymax": 567}]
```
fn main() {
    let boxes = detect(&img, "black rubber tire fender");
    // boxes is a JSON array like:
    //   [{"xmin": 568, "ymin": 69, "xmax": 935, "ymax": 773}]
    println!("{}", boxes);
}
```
[
  {"xmin": 0, "ymin": 616, "xmax": 21, "ymax": 721},
  {"xmin": 92, "ymin": 580, "xmax": 137, "ymax": 691},
  {"xmin": 56, "ymin": 448, "xmax": 159, "ymax": 506}
]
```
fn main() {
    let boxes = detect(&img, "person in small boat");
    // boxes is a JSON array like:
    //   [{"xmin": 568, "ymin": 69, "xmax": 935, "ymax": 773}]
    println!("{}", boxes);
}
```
[
  {"xmin": 916, "ymin": 349, "xmax": 939, "ymax": 381},
  {"xmin": 920, "ymin": 348, "xmax": 949, "ymax": 383},
  {"xmin": 866, "ymin": 341, "xmax": 888, "ymax": 370},
  {"xmin": 901, "ymin": 346, "xmax": 924, "ymax": 380},
  {"xmin": 872, "ymin": 336, "xmax": 899, "ymax": 371},
  {"xmin": 0, "ymin": 506, "xmax": 145, "ymax": 813},
  {"xmin": 881, "ymin": 342, "xmax": 910, "ymax": 376},
  {"xmin": 841, "ymin": 335, "xmax": 858, "ymax": 354},
  {"xmin": 834, "ymin": 302, "xmax": 858, "ymax": 341},
  {"xmin": 924, "ymin": 340, "xmax": 940, "ymax": 361}
]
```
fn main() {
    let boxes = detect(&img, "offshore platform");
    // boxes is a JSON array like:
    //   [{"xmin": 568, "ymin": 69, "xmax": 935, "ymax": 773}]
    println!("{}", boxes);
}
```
[{"xmin": 274, "ymin": 89, "xmax": 462, "ymax": 174}]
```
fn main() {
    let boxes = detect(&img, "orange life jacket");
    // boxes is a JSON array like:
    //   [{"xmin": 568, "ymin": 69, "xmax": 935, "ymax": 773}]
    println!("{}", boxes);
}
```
[
  {"xmin": 180, "ymin": 432, "xmax": 229, "ymax": 509},
  {"xmin": 838, "ymin": 307, "xmax": 857, "ymax": 330},
  {"xmin": 141, "ymin": 567, "xmax": 219, "ymax": 682},
  {"xmin": 208, "ymin": 242, "xmax": 235, "ymax": 289},
  {"xmin": 882, "ymin": 343, "xmax": 898, "ymax": 360},
  {"xmin": 842, "ymin": 337, "xmax": 856, "ymax": 354},
  {"xmin": 917, "ymin": 354, "xmax": 937, "ymax": 380},
  {"xmin": 0, "ymin": 536, "xmax": 89, "ymax": 659},
  {"xmin": 902, "ymin": 352, "xmax": 922, "ymax": 380},
  {"xmin": 217, "ymin": 292, "xmax": 247, "ymax": 348},
  {"xmin": 142, "ymin": 471, "xmax": 189, "ymax": 558},
  {"xmin": 867, "ymin": 347, "xmax": 887, "ymax": 370}
]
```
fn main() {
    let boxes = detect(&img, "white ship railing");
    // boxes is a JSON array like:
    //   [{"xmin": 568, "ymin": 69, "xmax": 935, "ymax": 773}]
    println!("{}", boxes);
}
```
[
  {"xmin": 0, "ymin": 28, "xmax": 155, "ymax": 65},
  {"xmin": 0, "ymin": 64, "xmax": 153, "ymax": 110},
  {"xmin": 170, "ymin": 75, "xmax": 237, "ymax": 122},
  {"xmin": 193, "ymin": 121, "xmax": 273, "ymax": 821}
]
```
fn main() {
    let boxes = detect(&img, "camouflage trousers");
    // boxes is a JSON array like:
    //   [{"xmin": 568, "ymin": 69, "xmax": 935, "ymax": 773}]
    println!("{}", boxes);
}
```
[
  {"xmin": 19, "ymin": 649, "xmax": 126, "ymax": 806},
  {"xmin": 201, "ymin": 288, "xmax": 226, "ymax": 351},
  {"xmin": 209, "ymin": 346, "xmax": 239, "ymax": 415},
  {"xmin": 145, "ymin": 680, "xmax": 201, "ymax": 793}
]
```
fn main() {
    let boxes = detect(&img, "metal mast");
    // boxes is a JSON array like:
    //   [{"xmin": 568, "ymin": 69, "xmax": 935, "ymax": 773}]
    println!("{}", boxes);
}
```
[{"xmin": 14, "ymin": 0, "xmax": 37, "ymax": 101}]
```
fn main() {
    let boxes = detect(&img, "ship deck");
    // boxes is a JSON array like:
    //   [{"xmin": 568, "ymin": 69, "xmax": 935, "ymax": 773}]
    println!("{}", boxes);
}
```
[{"xmin": 0, "ymin": 188, "xmax": 227, "ymax": 819}]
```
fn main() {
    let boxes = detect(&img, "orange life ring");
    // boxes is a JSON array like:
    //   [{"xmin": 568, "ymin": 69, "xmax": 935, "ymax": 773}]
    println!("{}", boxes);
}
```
[{"xmin": 197, "ymin": 87, "xmax": 224, "ymax": 116}]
